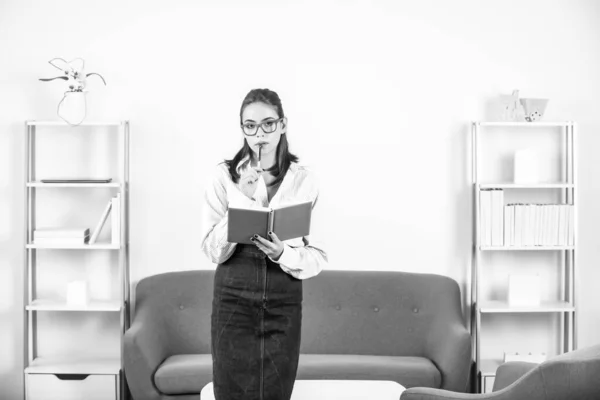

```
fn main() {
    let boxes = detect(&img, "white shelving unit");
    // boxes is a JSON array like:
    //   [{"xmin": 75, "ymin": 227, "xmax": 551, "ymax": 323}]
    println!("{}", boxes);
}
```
[
  {"xmin": 24, "ymin": 120, "xmax": 130, "ymax": 400},
  {"xmin": 471, "ymin": 121, "xmax": 577, "ymax": 393}
]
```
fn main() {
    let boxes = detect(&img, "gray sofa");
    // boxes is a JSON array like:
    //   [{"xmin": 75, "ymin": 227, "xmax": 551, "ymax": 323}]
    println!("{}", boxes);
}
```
[
  {"xmin": 401, "ymin": 343, "xmax": 600, "ymax": 399},
  {"xmin": 123, "ymin": 270, "xmax": 471, "ymax": 400}
]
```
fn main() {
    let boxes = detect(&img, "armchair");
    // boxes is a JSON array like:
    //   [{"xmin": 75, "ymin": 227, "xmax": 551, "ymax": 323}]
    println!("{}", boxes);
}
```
[{"xmin": 400, "ymin": 343, "xmax": 600, "ymax": 399}]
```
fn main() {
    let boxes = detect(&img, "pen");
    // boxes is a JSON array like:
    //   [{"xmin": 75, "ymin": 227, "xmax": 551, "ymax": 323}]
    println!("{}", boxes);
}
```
[{"xmin": 258, "ymin": 144, "xmax": 263, "ymax": 172}]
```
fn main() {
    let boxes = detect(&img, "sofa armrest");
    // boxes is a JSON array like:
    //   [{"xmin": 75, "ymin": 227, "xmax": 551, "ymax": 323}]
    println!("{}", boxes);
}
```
[
  {"xmin": 425, "ymin": 321, "xmax": 471, "ymax": 392},
  {"xmin": 402, "ymin": 362, "xmax": 548, "ymax": 400},
  {"xmin": 123, "ymin": 307, "xmax": 171, "ymax": 400},
  {"xmin": 492, "ymin": 362, "xmax": 537, "ymax": 391}
]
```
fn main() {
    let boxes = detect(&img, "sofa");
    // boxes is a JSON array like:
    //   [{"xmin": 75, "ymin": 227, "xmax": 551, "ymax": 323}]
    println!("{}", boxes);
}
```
[
  {"xmin": 401, "ymin": 343, "xmax": 600, "ymax": 399},
  {"xmin": 123, "ymin": 269, "xmax": 471, "ymax": 400}
]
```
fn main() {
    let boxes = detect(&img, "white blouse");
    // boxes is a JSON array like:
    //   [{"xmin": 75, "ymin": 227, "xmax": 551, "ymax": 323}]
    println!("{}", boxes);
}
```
[{"xmin": 200, "ymin": 154, "xmax": 328, "ymax": 280}]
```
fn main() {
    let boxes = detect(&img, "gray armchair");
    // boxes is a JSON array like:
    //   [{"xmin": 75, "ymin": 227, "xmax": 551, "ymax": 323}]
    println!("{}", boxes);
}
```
[{"xmin": 400, "ymin": 344, "xmax": 600, "ymax": 399}]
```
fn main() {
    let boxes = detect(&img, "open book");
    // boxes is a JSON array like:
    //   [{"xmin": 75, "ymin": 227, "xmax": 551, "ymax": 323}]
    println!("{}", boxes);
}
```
[{"xmin": 228, "ymin": 200, "xmax": 313, "ymax": 245}]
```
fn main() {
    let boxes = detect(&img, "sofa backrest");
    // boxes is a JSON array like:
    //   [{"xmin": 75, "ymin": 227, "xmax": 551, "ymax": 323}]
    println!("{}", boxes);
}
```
[
  {"xmin": 132, "ymin": 269, "xmax": 465, "ymax": 357},
  {"xmin": 300, "ymin": 270, "xmax": 464, "ymax": 356},
  {"xmin": 133, "ymin": 270, "xmax": 215, "ymax": 355}
]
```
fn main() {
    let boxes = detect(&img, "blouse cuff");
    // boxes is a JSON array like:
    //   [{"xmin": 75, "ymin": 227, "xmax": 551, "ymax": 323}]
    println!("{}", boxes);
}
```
[{"xmin": 269, "ymin": 244, "xmax": 301, "ymax": 270}]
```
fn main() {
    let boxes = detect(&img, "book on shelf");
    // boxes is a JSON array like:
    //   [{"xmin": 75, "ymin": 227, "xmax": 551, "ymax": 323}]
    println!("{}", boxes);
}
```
[
  {"xmin": 89, "ymin": 199, "xmax": 112, "ymax": 244},
  {"xmin": 34, "ymin": 228, "xmax": 89, "ymax": 238},
  {"xmin": 33, "ymin": 228, "xmax": 90, "ymax": 245},
  {"xmin": 88, "ymin": 194, "xmax": 121, "ymax": 245},
  {"xmin": 228, "ymin": 200, "xmax": 313, "ymax": 245},
  {"xmin": 540, "ymin": 205, "xmax": 548, "ymax": 245},
  {"xmin": 514, "ymin": 203, "xmax": 523, "ymax": 246},
  {"xmin": 479, "ymin": 189, "xmax": 504, "ymax": 246},
  {"xmin": 479, "ymin": 189, "xmax": 492, "ymax": 246},
  {"xmin": 491, "ymin": 189, "xmax": 504, "ymax": 246},
  {"xmin": 494, "ymin": 203, "xmax": 574, "ymax": 247},
  {"xmin": 504, "ymin": 204, "xmax": 514, "ymax": 246}
]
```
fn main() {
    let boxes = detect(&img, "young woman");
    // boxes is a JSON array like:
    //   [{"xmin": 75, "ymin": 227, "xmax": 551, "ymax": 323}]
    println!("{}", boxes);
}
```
[{"xmin": 200, "ymin": 88, "xmax": 328, "ymax": 400}]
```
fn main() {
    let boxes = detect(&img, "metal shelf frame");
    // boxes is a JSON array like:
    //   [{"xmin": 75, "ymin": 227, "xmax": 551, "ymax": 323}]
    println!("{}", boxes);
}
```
[
  {"xmin": 24, "ymin": 120, "xmax": 130, "ymax": 400},
  {"xmin": 471, "ymin": 121, "xmax": 577, "ymax": 393}
]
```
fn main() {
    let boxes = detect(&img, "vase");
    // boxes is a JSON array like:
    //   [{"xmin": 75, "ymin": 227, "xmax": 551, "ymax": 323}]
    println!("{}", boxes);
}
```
[{"xmin": 57, "ymin": 91, "xmax": 87, "ymax": 125}]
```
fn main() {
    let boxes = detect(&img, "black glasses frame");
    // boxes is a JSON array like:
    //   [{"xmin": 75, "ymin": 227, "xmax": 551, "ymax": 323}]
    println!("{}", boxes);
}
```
[{"xmin": 241, "ymin": 118, "xmax": 283, "ymax": 136}]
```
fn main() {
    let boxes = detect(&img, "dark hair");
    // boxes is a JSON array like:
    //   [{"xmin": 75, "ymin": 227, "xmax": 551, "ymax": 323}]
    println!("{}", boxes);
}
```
[{"xmin": 223, "ymin": 88, "xmax": 299, "ymax": 187}]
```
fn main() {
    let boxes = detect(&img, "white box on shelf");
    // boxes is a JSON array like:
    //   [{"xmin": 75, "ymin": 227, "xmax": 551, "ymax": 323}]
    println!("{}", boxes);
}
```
[
  {"xmin": 513, "ymin": 149, "xmax": 540, "ymax": 184},
  {"xmin": 66, "ymin": 280, "xmax": 89, "ymax": 307},
  {"xmin": 508, "ymin": 274, "xmax": 541, "ymax": 306}
]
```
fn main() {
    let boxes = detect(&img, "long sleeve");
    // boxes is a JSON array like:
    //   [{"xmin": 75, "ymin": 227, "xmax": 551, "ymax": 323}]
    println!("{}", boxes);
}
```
[
  {"xmin": 200, "ymin": 164, "xmax": 259, "ymax": 264},
  {"xmin": 268, "ymin": 171, "xmax": 328, "ymax": 280}
]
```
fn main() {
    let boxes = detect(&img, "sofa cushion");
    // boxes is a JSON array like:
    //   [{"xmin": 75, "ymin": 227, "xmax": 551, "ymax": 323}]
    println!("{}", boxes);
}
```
[
  {"xmin": 154, "ymin": 353, "xmax": 441, "ymax": 395},
  {"xmin": 155, "ymin": 354, "xmax": 212, "ymax": 395},
  {"xmin": 296, "ymin": 354, "xmax": 441, "ymax": 389}
]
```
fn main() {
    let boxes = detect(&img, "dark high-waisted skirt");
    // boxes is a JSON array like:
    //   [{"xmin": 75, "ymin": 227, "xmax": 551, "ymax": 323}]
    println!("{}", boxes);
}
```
[{"xmin": 211, "ymin": 243, "xmax": 303, "ymax": 400}]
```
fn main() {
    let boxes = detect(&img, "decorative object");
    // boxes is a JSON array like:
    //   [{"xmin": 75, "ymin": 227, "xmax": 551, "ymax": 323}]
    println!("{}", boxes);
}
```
[
  {"xmin": 508, "ymin": 274, "xmax": 541, "ymax": 306},
  {"xmin": 66, "ymin": 280, "xmax": 89, "ymax": 306},
  {"xmin": 498, "ymin": 89, "xmax": 522, "ymax": 121},
  {"xmin": 513, "ymin": 148, "xmax": 540, "ymax": 183},
  {"xmin": 519, "ymin": 98, "xmax": 549, "ymax": 122},
  {"xmin": 39, "ymin": 58, "xmax": 106, "ymax": 126}
]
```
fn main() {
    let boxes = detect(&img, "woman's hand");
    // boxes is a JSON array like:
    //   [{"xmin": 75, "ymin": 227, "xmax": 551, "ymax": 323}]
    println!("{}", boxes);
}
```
[
  {"xmin": 238, "ymin": 166, "xmax": 262, "ymax": 199},
  {"xmin": 251, "ymin": 231, "xmax": 284, "ymax": 260}
]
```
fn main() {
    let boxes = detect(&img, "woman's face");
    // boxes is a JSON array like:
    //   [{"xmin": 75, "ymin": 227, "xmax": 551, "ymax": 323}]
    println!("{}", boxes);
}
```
[{"xmin": 241, "ymin": 102, "xmax": 287, "ymax": 158}]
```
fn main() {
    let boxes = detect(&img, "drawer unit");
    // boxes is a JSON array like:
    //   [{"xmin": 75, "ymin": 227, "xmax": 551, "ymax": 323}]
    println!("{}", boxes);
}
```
[
  {"xmin": 26, "ymin": 373, "xmax": 119, "ymax": 400},
  {"xmin": 481, "ymin": 374, "xmax": 496, "ymax": 394}
]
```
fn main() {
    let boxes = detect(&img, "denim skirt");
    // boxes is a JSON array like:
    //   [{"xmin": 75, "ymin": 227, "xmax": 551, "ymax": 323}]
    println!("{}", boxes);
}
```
[{"xmin": 211, "ymin": 243, "xmax": 303, "ymax": 400}]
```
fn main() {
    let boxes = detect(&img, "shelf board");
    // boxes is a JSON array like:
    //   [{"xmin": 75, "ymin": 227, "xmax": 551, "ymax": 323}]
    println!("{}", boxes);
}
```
[
  {"xmin": 26, "ymin": 120, "xmax": 124, "ymax": 127},
  {"xmin": 26, "ymin": 299, "xmax": 123, "ymax": 312},
  {"xmin": 27, "ymin": 181, "xmax": 121, "ymax": 188},
  {"xmin": 25, "ymin": 356, "xmax": 121, "ymax": 375},
  {"xmin": 480, "ymin": 359, "xmax": 503, "ymax": 376},
  {"xmin": 27, "ymin": 242, "xmax": 120, "ymax": 250},
  {"xmin": 475, "ymin": 121, "xmax": 572, "ymax": 127},
  {"xmin": 479, "ymin": 300, "xmax": 574, "ymax": 313},
  {"xmin": 477, "ymin": 183, "xmax": 574, "ymax": 189},
  {"xmin": 479, "ymin": 245, "xmax": 574, "ymax": 251}
]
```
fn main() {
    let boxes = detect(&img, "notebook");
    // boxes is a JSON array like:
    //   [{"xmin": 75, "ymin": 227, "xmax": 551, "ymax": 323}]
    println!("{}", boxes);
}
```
[{"xmin": 227, "ymin": 200, "xmax": 313, "ymax": 245}]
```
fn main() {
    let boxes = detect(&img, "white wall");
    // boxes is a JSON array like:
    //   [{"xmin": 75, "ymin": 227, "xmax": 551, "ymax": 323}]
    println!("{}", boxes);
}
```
[{"xmin": 1, "ymin": 0, "xmax": 600, "ymax": 398}]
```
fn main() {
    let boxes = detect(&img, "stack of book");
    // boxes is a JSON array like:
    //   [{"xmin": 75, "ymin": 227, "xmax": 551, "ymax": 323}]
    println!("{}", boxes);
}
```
[
  {"xmin": 480, "ymin": 189, "xmax": 575, "ymax": 247},
  {"xmin": 34, "ymin": 228, "xmax": 90, "ymax": 245},
  {"xmin": 32, "ymin": 193, "xmax": 121, "ymax": 246},
  {"xmin": 504, "ymin": 203, "xmax": 574, "ymax": 247},
  {"xmin": 479, "ymin": 189, "xmax": 505, "ymax": 246}
]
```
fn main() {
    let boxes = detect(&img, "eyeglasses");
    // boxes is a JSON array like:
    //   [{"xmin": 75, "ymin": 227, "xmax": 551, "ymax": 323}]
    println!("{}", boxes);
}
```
[{"xmin": 241, "ymin": 118, "xmax": 283, "ymax": 136}]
